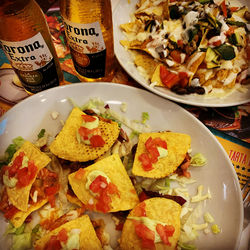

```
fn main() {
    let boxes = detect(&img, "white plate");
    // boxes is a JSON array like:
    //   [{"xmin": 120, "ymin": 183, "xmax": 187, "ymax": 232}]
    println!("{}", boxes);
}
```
[
  {"xmin": 0, "ymin": 83, "xmax": 243, "ymax": 249},
  {"xmin": 113, "ymin": 0, "xmax": 250, "ymax": 107}
]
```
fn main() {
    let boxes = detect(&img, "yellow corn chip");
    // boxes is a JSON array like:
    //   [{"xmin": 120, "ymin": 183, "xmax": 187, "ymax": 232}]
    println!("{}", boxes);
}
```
[
  {"xmin": 49, "ymin": 107, "xmax": 120, "ymax": 162},
  {"xmin": 120, "ymin": 20, "xmax": 144, "ymax": 34},
  {"xmin": 120, "ymin": 197, "xmax": 182, "ymax": 250},
  {"xmin": 6, "ymin": 141, "xmax": 51, "ymax": 212},
  {"xmin": 185, "ymin": 51, "xmax": 206, "ymax": 79},
  {"xmin": 133, "ymin": 50, "xmax": 160, "ymax": 79},
  {"xmin": 66, "ymin": 193, "xmax": 84, "ymax": 208},
  {"xmin": 132, "ymin": 132, "xmax": 191, "ymax": 178},
  {"xmin": 151, "ymin": 64, "xmax": 165, "ymax": 87},
  {"xmin": 68, "ymin": 154, "xmax": 139, "ymax": 213},
  {"xmin": 34, "ymin": 215, "xmax": 102, "ymax": 250},
  {"xmin": 11, "ymin": 199, "xmax": 48, "ymax": 228}
]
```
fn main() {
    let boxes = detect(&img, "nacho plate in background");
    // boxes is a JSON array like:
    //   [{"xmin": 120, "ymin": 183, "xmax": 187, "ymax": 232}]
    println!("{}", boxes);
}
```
[
  {"xmin": 113, "ymin": 0, "xmax": 250, "ymax": 107},
  {"xmin": 0, "ymin": 83, "xmax": 243, "ymax": 249}
]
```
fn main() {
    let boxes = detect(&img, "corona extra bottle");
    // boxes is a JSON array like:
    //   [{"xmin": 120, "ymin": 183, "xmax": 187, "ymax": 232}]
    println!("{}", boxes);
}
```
[
  {"xmin": 60, "ymin": 0, "xmax": 115, "ymax": 82},
  {"xmin": 0, "ymin": 0, "xmax": 64, "ymax": 94}
]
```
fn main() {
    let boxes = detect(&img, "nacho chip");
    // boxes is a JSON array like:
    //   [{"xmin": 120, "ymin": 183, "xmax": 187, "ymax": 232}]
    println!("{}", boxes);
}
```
[
  {"xmin": 34, "ymin": 215, "xmax": 102, "ymax": 250},
  {"xmin": 6, "ymin": 141, "xmax": 51, "ymax": 212},
  {"xmin": 186, "ymin": 51, "xmax": 206, "ymax": 75},
  {"xmin": 132, "ymin": 132, "xmax": 191, "ymax": 178},
  {"xmin": 68, "ymin": 154, "xmax": 139, "ymax": 213},
  {"xmin": 49, "ymin": 107, "xmax": 120, "ymax": 162},
  {"xmin": 133, "ymin": 50, "xmax": 160, "ymax": 80},
  {"xmin": 11, "ymin": 199, "xmax": 48, "ymax": 228},
  {"xmin": 66, "ymin": 192, "xmax": 84, "ymax": 208},
  {"xmin": 151, "ymin": 64, "xmax": 165, "ymax": 87},
  {"xmin": 120, "ymin": 19, "xmax": 144, "ymax": 34},
  {"xmin": 120, "ymin": 197, "xmax": 181, "ymax": 250}
]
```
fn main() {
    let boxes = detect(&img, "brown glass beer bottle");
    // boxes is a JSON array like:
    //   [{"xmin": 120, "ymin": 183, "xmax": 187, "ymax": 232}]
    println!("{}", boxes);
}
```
[
  {"xmin": 0, "ymin": 0, "xmax": 64, "ymax": 94},
  {"xmin": 60, "ymin": 0, "xmax": 115, "ymax": 82}
]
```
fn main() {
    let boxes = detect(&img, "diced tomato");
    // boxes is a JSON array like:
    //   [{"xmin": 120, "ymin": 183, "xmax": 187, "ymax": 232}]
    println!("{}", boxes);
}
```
[
  {"xmin": 178, "ymin": 71, "xmax": 189, "ymax": 87},
  {"xmin": 221, "ymin": 0, "xmax": 227, "ymax": 17},
  {"xmin": 81, "ymin": 114, "xmax": 96, "ymax": 122},
  {"xmin": 160, "ymin": 65, "xmax": 170, "ymax": 81},
  {"xmin": 230, "ymin": 6, "xmax": 239, "ymax": 12},
  {"xmin": 170, "ymin": 50, "xmax": 182, "ymax": 63},
  {"xmin": 90, "ymin": 176, "xmax": 120, "ymax": 213},
  {"xmin": 37, "ymin": 168, "xmax": 57, "ymax": 179},
  {"xmin": 133, "ymin": 202, "xmax": 146, "ymax": 217},
  {"xmin": 139, "ymin": 191, "xmax": 148, "ymax": 202},
  {"xmin": 212, "ymin": 40, "xmax": 222, "ymax": 46},
  {"xmin": 90, "ymin": 135, "xmax": 105, "ymax": 147},
  {"xmin": 8, "ymin": 152, "xmax": 25, "ymax": 177},
  {"xmin": 156, "ymin": 224, "xmax": 175, "ymax": 246},
  {"xmin": 139, "ymin": 153, "xmax": 153, "ymax": 171},
  {"xmin": 145, "ymin": 138, "xmax": 159, "ymax": 163},
  {"xmin": 57, "ymin": 228, "xmax": 68, "ymax": 244},
  {"xmin": 45, "ymin": 235, "xmax": 62, "ymax": 250},
  {"xmin": 225, "ymin": 26, "xmax": 235, "ymax": 36},
  {"xmin": 160, "ymin": 66, "xmax": 180, "ymax": 88},
  {"xmin": 115, "ymin": 221, "xmax": 124, "ymax": 231},
  {"xmin": 89, "ymin": 175, "xmax": 108, "ymax": 194},
  {"xmin": 135, "ymin": 223, "xmax": 155, "ymax": 249},
  {"xmin": 45, "ymin": 184, "xmax": 60, "ymax": 207},
  {"xmin": 45, "ymin": 184, "xmax": 60, "ymax": 196},
  {"xmin": 78, "ymin": 126, "xmax": 91, "ymax": 140},
  {"xmin": 4, "ymin": 205, "xmax": 19, "ymax": 219},
  {"xmin": 74, "ymin": 168, "xmax": 85, "ymax": 180},
  {"xmin": 152, "ymin": 137, "xmax": 167, "ymax": 150},
  {"xmin": 106, "ymin": 183, "xmax": 120, "ymax": 196},
  {"xmin": 96, "ymin": 188, "xmax": 112, "ymax": 213},
  {"xmin": 177, "ymin": 40, "xmax": 183, "ymax": 46},
  {"xmin": 163, "ymin": 74, "xmax": 180, "ymax": 88},
  {"xmin": 16, "ymin": 161, "xmax": 37, "ymax": 188}
]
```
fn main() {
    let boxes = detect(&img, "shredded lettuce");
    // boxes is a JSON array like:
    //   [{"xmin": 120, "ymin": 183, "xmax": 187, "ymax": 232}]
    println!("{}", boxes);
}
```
[
  {"xmin": 204, "ymin": 212, "xmax": 214, "ymax": 223},
  {"xmin": 37, "ymin": 129, "xmax": 46, "ymax": 139},
  {"xmin": 129, "ymin": 130, "xmax": 140, "ymax": 139},
  {"xmin": 190, "ymin": 153, "xmax": 207, "ymax": 167},
  {"xmin": 211, "ymin": 224, "xmax": 221, "ymax": 234},
  {"xmin": 11, "ymin": 233, "xmax": 32, "ymax": 250},
  {"xmin": 4, "ymin": 223, "xmax": 25, "ymax": 236},
  {"xmin": 79, "ymin": 98, "xmax": 105, "ymax": 113},
  {"xmin": 178, "ymin": 242, "xmax": 197, "ymax": 250},
  {"xmin": 150, "ymin": 178, "xmax": 171, "ymax": 193},
  {"xmin": 191, "ymin": 185, "xmax": 211, "ymax": 203},
  {"xmin": 0, "ymin": 136, "xmax": 25, "ymax": 168},
  {"xmin": 141, "ymin": 112, "xmax": 149, "ymax": 124}
]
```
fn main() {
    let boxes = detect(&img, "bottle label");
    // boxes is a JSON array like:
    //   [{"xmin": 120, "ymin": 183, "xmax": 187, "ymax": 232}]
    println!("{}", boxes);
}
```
[
  {"xmin": 0, "ymin": 33, "xmax": 59, "ymax": 93},
  {"xmin": 63, "ymin": 18, "xmax": 106, "ymax": 78}
]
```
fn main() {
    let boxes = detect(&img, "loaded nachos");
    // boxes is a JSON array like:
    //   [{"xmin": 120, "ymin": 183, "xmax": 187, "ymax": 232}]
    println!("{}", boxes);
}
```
[
  {"xmin": 0, "ymin": 98, "xmax": 220, "ymax": 249},
  {"xmin": 120, "ymin": 0, "xmax": 250, "ymax": 97}
]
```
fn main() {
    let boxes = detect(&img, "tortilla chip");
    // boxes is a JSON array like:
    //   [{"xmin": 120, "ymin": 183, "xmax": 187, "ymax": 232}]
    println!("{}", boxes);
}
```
[
  {"xmin": 120, "ymin": 197, "xmax": 181, "ymax": 250},
  {"xmin": 34, "ymin": 215, "xmax": 102, "ymax": 250},
  {"xmin": 66, "ymin": 192, "xmax": 84, "ymax": 207},
  {"xmin": 133, "ymin": 50, "xmax": 160, "ymax": 79},
  {"xmin": 68, "ymin": 154, "xmax": 139, "ymax": 213},
  {"xmin": 120, "ymin": 20, "xmax": 144, "ymax": 34},
  {"xmin": 151, "ymin": 64, "xmax": 165, "ymax": 86},
  {"xmin": 11, "ymin": 199, "xmax": 48, "ymax": 228},
  {"xmin": 7, "ymin": 141, "xmax": 51, "ymax": 212},
  {"xmin": 132, "ymin": 132, "xmax": 191, "ymax": 178},
  {"xmin": 135, "ymin": 2, "xmax": 164, "ymax": 17},
  {"xmin": 49, "ymin": 107, "xmax": 120, "ymax": 162},
  {"xmin": 185, "ymin": 51, "xmax": 206, "ymax": 76}
]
